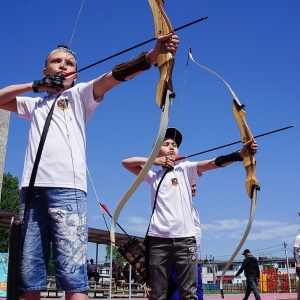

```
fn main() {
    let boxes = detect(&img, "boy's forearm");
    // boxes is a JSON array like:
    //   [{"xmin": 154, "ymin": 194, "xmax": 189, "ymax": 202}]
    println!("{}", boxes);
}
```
[
  {"xmin": 0, "ymin": 83, "xmax": 33, "ymax": 104},
  {"xmin": 146, "ymin": 48, "xmax": 159, "ymax": 66},
  {"xmin": 93, "ymin": 34, "xmax": 178, "ymax": 98},
  {"xmin": 197, "ymin": 158, "xmax": 219, "ymax": 173},
  {"xmin": 122, "ymin": 157, "xmax": 148, "ymax": 167},
  {"xmin": 0, "ymin": 83, "xmax": 33, "ymax": 112},
  {"xmin": 122, "ymin": 157, "xmax": 148, "ymax": 176}
]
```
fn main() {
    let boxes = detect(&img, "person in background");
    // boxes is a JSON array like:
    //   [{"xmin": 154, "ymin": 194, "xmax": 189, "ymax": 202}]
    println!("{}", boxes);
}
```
[
  {"xmin": 167, "ymin": 179, "xmax": 203, "ymax": 300},
  {"xmin": 112, "ymin": 261, "xmax": 118, "ymax": 279},
  {"xmin": 191, "ymin": 180, "xmax": 203, "ymax": 300},
  {"xmin": 293, "ymin": 232, "xmax": 300, "ymax": 300},
  {"xmin": 87, "ymin": 259, "xmax": 100, "ymax": 282},
  {"xmin": 116, "ymin": 266, "xmax": 127, "ymax": 291},
  {"xmin": 235, "ymin": 249, "xmax": 261, "ymax": 300},
  {"xmin": 140, "ymin": 280, "xmax": 151, "ymax": 298},
  {"xmin": 191, "ymin": 180, "xmax": 197, "ymax": 197},
  {"xmin": 123, "ymin": 263, "xmax": 130, "ymax": 283},
  {"xmin": 131, "ymin": 265, "xmax": 138, "ymax": 283},
  {"xmin": 0, "ymin": 33, "xmax": 179, "ymax": 300}
]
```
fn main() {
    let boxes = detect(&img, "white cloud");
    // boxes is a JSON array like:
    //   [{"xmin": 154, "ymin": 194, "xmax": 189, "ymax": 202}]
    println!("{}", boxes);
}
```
[
  {"xmin": 122, "ymin": 216, "xmax": 148, "ymax": 235},
  {"xmin": 119, "ymin": 216, "xmax": 299, "ymax": 243},
  {"xmin": 202, "ymin": 218, "xmax": 299, "ymax": 242}
]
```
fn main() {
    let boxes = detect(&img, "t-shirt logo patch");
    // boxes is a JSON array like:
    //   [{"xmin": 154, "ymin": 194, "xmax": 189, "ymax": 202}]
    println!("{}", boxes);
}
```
[
  {"xmin": 171, "ymin": 178, "xmax": 178, "ymax": 186},
  {"xmin": 57, "ymin": 97, "xmax": 70, "ymax": 110}
]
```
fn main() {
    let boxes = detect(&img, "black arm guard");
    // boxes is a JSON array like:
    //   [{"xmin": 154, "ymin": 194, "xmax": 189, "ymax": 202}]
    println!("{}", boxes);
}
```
[
  {"xmin": 112, "ymin": 52, "xmax": 151, "ymax": 82},
  {"xmin": 215, "ymin": 151, "xmax": 243, "ymax": 167}
]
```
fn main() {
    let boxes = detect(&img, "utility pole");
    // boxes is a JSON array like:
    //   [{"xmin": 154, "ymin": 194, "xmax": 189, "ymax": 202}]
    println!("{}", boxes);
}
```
[
  {"xmin": 284, "ymin": 241, "xmax": 291, "ymax": 293},
  {"xmin": 0, "ymin": 110, "xmax": 10, "ymax": 201},
  {"xmin": 212, "ymin": 256, "xmax": 216, "ymax": 284}
]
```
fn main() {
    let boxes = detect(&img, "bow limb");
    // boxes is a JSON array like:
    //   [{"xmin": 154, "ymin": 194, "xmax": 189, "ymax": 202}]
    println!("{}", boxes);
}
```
[
  {"xmin": 109, "ymin": 93, "xmax": 173, "ymax": 246},
  {"xmin": 149, "ymin": 0, "xmax": 175, "ymax": 108},
  {"xmin": 110, "ymin": 1, "xmax": 175, "ymax": 247},
  {"xmin": 220, "ymin": 88, "xmax": 260, "ymax": 298},
  {"xmin": 189, "ymin": 48, "xmax": 260, "ymax": 297},
  {"xmin": 189, "ymin": 47, "xmax": 259, "ymax": 198}
]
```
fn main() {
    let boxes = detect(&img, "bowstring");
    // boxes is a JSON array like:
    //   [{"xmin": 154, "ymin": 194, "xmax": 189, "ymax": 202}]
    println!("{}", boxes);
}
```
[
  {"xmin": 200, "ymin": 242, "xmax": 220, "ymax": 291},
  {"xmin": 65, "ymin": 0, "xmax": 114, "ymax": 234},
  {"xmin": 65, "ymin": 108, "xmax": 113, "ymax": 234},
  {"xmin": 86, "ymin": 167, "xmax": 110, "ymax": 233},
  {"xmin": 173, "ymin": 47, "xmax": 190, "ymax": 134},
  {"xmin": 69, "ymin": 0, "xmax": 85, "ymax": 48},
  {"xmin": 168, "ymin": 48, "xmax": 199, "ymax": 257}
]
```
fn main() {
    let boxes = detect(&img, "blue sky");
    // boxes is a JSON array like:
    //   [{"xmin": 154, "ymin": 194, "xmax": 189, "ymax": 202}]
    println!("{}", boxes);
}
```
[{"xmin": 2, "ymin": 1, "xmax": 299, "ymax": 264}]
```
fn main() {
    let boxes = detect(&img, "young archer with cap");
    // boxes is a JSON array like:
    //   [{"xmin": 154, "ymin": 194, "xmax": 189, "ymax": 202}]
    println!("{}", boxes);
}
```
[{"xmin": 122, "ymin": 127, "xmax": 258, "ymax": 300}]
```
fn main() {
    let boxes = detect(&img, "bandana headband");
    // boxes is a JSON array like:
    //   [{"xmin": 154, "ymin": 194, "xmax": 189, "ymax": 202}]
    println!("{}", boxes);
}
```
[{"xmin": 57, "ymin": 46, "xmax": 76, "ymax": 56}]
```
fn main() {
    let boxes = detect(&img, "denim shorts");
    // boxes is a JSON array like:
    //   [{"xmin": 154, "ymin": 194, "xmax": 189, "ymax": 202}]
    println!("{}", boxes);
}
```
[{"xmin": 19, "ymin": 187, "xmax": 89, "ymax": 292}]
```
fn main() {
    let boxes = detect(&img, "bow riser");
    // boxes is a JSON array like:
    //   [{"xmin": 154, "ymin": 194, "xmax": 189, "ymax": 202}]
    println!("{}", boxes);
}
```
[
  {"xmin": 232, "ymin": 100, "xmax": 259, "ymax": 198},
  {"xmin": 157, "ymin": 60, "xmax": 175, "ymax": 107}
]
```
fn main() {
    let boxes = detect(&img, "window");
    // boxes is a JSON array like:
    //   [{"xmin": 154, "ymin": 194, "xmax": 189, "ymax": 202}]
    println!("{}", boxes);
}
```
[
  {"xmin": 277, "ymin": 262, "xmax": 285, "ymax": 268},
  {"xmin": 207, "ymin": 267, "xmax": 217, "ymax": 274}
]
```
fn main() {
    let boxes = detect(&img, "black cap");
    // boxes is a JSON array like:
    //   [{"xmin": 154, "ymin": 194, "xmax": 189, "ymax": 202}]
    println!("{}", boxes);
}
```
[
  {"xmin": 164, "ymin": 127, "xmax": 183, "ymax": 147},
  {"xmin": 242, "ymin": 249, "xmax": 250, "ymax": 255}
]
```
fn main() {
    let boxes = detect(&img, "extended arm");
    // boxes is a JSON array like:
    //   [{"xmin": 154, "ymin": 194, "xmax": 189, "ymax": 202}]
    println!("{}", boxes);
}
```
[
  {"xmin": 92, "ymin": 33, "xmax": 179, "ymax": 99},
  {"xmin": 123, "ymin": 140, "xmax": 258, "ymax": 176},
  {"xmin": 196, "ymin": 140, "xmax": 258, "ymax": 175}
]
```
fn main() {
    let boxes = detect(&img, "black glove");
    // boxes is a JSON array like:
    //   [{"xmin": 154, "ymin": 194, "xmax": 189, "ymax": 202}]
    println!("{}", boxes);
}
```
[{"xmin": 32, "ymin": 73, "xmax": 64, "ymax": 93}]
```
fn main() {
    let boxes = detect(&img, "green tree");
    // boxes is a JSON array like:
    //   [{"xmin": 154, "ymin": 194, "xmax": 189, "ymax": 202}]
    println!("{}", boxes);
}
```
[
  {"xmin": 266, "ymin": 264, "xmax": 275, "ymax": 270},
  {"xmin": 105, "ymin": 245, "xmax": 126, "ymax": 266},
  {"xmin": 0, "ymin": 172, "xmax": 20, "ymax": 252}
]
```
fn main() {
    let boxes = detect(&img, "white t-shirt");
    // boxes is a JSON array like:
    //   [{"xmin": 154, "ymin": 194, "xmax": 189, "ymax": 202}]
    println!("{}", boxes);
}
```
[
  {"xmin": 144, "ymin": 161, "xmax": 201, "ymax": 239},
  {"xmin": 16, "ymin": 81, "xmax": 103, "ymax": 193},
  {"xmin": 294, "ymin": 234, "xmax": 300, "ymax": 260}
]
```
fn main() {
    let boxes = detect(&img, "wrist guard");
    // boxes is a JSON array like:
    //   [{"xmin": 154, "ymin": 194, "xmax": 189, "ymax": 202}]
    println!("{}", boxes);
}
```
[
  {"xmin": 112, "ymin": 52, "xmax": 151, "ymax": 82},
  {"xmin": 215, "ymin": 151, "xmax": 243, "ymax": 167},
  {"xmin": 32, "ymin": 73, "xmax": 64, "ymax": 93}
]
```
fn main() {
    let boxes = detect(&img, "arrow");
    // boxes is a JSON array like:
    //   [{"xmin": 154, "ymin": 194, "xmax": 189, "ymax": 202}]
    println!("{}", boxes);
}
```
[
  {"xmin": 96, "ymin": 201, "xmax": 132, "ymax": 240},
  {"xmin": 175, "ymin": 125, "xmax": 294, "ymax": 161},
  {"xmin": 64, "ymin": 16, "xmax": 208, "ymax": 77}
]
